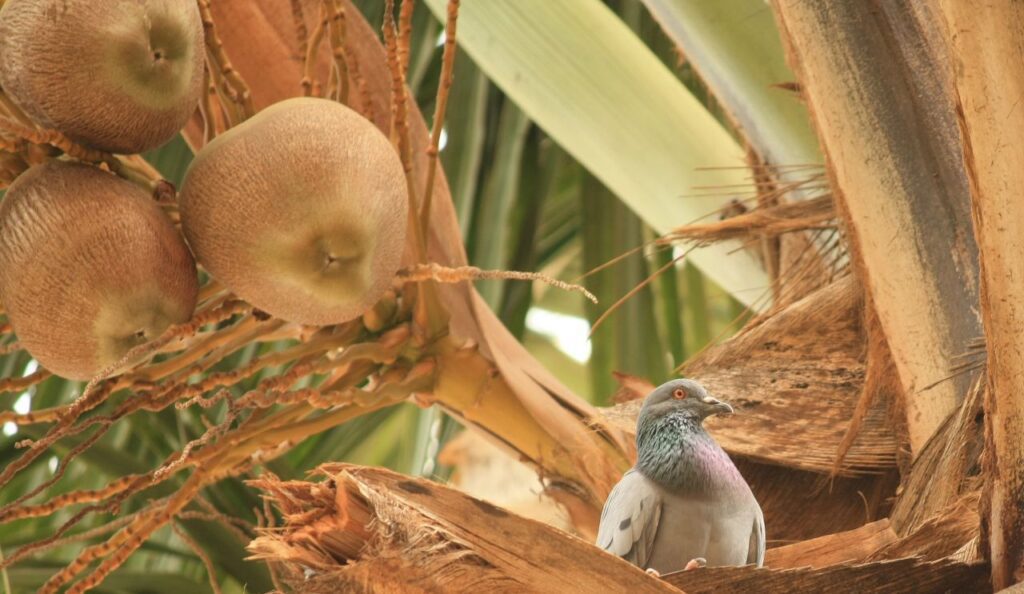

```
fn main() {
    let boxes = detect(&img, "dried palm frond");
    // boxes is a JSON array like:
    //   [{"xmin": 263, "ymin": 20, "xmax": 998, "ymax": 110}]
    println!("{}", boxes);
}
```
[
  {"xmin": 248, "ymin": 465, "xmax": 676, "ymax": 593},
  {"xmin": 664, "ymin": 558, "xmax": 989, "ymax": 594},
  {"xmin": 603, "ymin": 275, "xmax": 898, "ymax": 476}
]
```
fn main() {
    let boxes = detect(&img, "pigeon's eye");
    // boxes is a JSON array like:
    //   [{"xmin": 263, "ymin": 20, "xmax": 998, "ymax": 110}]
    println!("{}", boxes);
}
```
[{"xmin": 673, "ymin": 388, "xmax": 687, "ymax": 400}]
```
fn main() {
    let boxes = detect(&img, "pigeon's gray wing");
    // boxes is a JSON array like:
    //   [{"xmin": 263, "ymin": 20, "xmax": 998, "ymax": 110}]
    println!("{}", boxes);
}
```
[
  {"xmin": 747, "ymin": 503, "xmax": 766, "ymax": 567},
  {"xmin": 597, "ymin": 469, "xmax": 662, "ymax": 568}
]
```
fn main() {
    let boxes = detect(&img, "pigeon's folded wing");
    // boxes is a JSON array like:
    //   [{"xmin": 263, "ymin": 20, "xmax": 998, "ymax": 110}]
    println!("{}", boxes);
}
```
[
  {"xmin": 596, "ymin": 469, "xmax": 662, "ymax": 568},
  {"xmin": 748, "ymin": 504, "xmax": 766, "ymax": 567}
]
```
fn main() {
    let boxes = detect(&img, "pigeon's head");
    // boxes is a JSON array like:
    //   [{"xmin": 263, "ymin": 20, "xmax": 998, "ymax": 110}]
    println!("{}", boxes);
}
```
[{"xmin": 639, "ymin": 378, "xmax": 733, "ymax": 423}]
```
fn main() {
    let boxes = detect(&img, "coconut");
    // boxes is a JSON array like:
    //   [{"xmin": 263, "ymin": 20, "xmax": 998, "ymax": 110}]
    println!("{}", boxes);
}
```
[
  {"xmin": 0, "ymin": 161, "xmax": 199, "ymax": 379},
  {"xmin": 0, "ymin": 0, "xmax": 204, "ymax": 153},
  {"xmin": 178, "ymin": 97, "xmax": 407, "ymax": 326}
]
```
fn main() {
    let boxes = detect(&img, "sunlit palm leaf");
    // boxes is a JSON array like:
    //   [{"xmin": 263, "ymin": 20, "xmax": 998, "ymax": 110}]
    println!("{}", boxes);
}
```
[{"xmin": 424, "ymin": 0, "xmax": 768, "ymax": 306}]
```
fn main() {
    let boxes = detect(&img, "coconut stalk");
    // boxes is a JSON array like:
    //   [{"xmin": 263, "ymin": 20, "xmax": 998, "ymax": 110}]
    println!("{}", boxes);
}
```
[
  {"xmin": 0, "ymin": 2, "xmax": 631, "ymax": 589},
  {"xmin": 247, "ymin": 464, "xmax": 679, "ymax": 593},
  {"xmin": 770, "ymin": 1, "xmax": 983, "ymax": 455},
  {"xmin": 937, "ymin": 1, "xmax": 1024, "ymax": 587},
  {"xmin": 183, "ymin": 0, "xmax": 631, "ymax": 529}
]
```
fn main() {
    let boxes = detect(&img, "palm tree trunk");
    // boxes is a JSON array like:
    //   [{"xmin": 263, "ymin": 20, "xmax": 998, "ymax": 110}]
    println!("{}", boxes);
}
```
[
  {"xmin": 938, "ymin": 2, "xmax": 1024, "ymax": 587},
  {"xmin": 770, "ymin": 1, "xmax": 983, "ymax": 455}
]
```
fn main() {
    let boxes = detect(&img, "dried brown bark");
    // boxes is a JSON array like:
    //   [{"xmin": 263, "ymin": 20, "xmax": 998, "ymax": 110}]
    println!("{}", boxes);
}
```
[
  {"xmin": 869, "ymin": 491, "xmax": 980, "ymax": 563},
  {"xmin": 889, "ymin": 377, "xmax": 983, "ymax": 535},
  {"xmin": 663, "ymin": 558, "xmax": 990, "ymax": 594},
  {"xmin": 248, "ymin": 465, "xmax": 680, "ymax": 593},
  {"xmin": 938, "ymin": 2, "xmax": 1024, "ymax": 587},
  {"xmin": 250, "ymin": 465, "xmax": 990, "ymax": 593},
  {"xmin": 604, "ymin": 276, "xmax": 897, "ymax": 476},
  {"xmin": 735, "ymin": 459, "xmax": 895, "ymax": 544},
  {"xmin": 765, "ymin": 519, "xmax": 896, "ymax": 569},
  {"xmin": 771, "ymin": 0, "xmax": 982, "ymax": 455}
]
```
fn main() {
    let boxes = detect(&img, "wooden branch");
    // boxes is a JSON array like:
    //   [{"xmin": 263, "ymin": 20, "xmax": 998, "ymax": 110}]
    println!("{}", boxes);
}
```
[
  {"xmin": 870, "ymin": 492, "xmax": 980, "ymax": 563},
  {"xmin": 664, "ymin": 558, "xmax": 990, "ymax": 594},
  {"xmin": 763, "ymin": 491, "xmax": 981, "ymax": 572},
  {"xmin": 771, "ymin": 0, "xmax": 983, "ymax": 455},
  {"xmin": 765, "ymin": 519, "xmax": 896, "ymax": 569},
  {"xmin": 248, "ymin": 465, "xmax": 680, "ymax": 593},
  {"xmin": 938, "ymin": 2, "xmax": 1024, "ymax": 587}
]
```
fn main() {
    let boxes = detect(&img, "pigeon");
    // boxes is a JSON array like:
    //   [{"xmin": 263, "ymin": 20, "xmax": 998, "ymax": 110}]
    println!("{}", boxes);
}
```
[{"xmin": 597, "ymin": 378, "xmax": 765, "ymax": 574}]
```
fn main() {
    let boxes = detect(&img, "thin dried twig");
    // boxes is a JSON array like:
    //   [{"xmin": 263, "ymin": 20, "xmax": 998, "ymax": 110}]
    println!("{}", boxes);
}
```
[
  {"xmin": 589, "ymin": 248, "xmax": 692, "ymax": 337},
  {"xmin": 0, "ymin": 118, "xmax": 115, "ymax": 166},
  {"xmin": 302, "ymin": 2, "xmax": 329, "ymax": 97},
  {"xmin": 667, "ymin": 195, "xmax": 836, "ymax": 244},
  {"xmin": 399, "ymin": 263, "xmax": 597, "ymax": 303},
  {"xmin": 197, "ymin": 0, "xmax": 255, "ymax": 122},
  {"xmin": 383, "ymin": 0, "xmax": 427, "ymax": 261},
  {"xmin": 397, "ymin": 1, "xmax": 416, "ymax": 74},
  {"xmin": 197, "ymin": 67, "xmax": 219, "ymax": 144},
  {"xmin": 290, "ymin": 0, "xmax": 309, "ymax": 56},
  {"xmin": 172, "ymin": 522, "xmax": 224, "ymax": 594},
  {"xmin": 420, "ymin": 0, "xmax": 460, "ymax": 228},
  {"xmin": 325, "ymin": 0, "xmax": 351, "ymax": 103}
]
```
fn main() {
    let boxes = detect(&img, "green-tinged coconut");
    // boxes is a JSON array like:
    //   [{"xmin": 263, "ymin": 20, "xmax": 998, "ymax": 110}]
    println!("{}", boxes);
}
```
[
  {"xmin": 0, "ymin": 0, "xmax": 204, "ymax": 154},
  {"xmin": 178, "ymin": 97, "xmax": 408, "ymax": 326},
  {"xmin": 0, "ymin": 161, "xmax": 198, "ymax": 379}
]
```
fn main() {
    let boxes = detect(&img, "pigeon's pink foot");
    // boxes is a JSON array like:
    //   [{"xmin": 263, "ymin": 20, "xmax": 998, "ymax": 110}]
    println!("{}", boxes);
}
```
[
  {"xmin": 645, "ymin": 568, "xmax": 661, "ymax": 578},
  {"xmin": 684, "ymin": 558, "xmax": 707, "ymax": 571}
]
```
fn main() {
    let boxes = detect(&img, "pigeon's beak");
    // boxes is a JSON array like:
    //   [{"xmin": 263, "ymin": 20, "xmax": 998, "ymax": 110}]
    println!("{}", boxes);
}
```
[{"xmin": 700, "ymin": 395, "xmax": 734, "ymax": 416}]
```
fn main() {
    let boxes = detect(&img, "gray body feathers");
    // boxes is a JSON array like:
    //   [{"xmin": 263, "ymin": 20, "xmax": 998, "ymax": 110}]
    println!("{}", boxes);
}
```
[{"xmin": 597, "ymin": 379, "xmax": 765, "ymax": 573}]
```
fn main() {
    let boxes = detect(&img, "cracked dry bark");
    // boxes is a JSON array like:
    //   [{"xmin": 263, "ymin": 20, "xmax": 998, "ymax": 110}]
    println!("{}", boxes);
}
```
[
  {"xmin": 247, "ymin": 465, "xmax": 680, "ymax": 594},
  {"xmin": 249, "ymin": 464, "xmax": 990, "ymax": 594},
  {"xmin": 938, "ymin": 1, "xmax": 1024, "ymax": 587},
  {"xmin": 770, "ymin": 0, "xmax": 983, "ymax": 456}
]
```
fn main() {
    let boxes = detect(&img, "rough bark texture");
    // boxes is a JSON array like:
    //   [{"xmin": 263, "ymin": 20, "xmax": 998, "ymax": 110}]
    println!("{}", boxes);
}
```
[
  {"xmin": 764, "ymin": 519, "xmax": 896, "ymax": 568},
  {"xmin": 771, "ymin": 0, "xmax": 982, "ymax": 455},
  {"xmin": 248, "ymin": 465, "xmax": 680, "ymax": 593},
  {"xmin": 938, "ymin": 2, "xmax": 1024, "ymax": 587},
  {"xmin": 664, "ymin": 558, "xmax": 990, "ymax": 594},
  {"xmin": 732, "ymin": 459, "xmax": 895, "ymax": 544},
  {"xmin": 869, "ymin": 491, "xmax": 980, "ymax": 563},
  {"xmin": 251, "ymin": 465, "xmax": 988, "ymax": 593},
  {"xmin": 604, "ymin": 276, "xmax": 897, "ymax": 476},
  {"xmin": 889, "ymin": 377, "xmax": 983, "ymax": 535}
]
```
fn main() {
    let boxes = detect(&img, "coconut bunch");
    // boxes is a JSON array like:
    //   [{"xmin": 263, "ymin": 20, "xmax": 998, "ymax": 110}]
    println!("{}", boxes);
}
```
[{"xmin": 0, "ymin": 0, "xmax": 407, "ymax": 379}]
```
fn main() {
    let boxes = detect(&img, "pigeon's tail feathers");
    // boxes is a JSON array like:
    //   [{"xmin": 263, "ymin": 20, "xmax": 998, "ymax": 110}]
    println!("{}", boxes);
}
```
[
  {"xmin": 596, "ymin": 469, "xmax": 663, "ymax": 568},
  {"xmin": 748, "ymin": 504, "xmax": 766, "ymax": 567}
]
